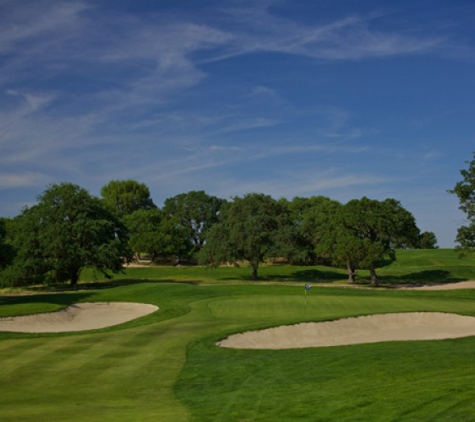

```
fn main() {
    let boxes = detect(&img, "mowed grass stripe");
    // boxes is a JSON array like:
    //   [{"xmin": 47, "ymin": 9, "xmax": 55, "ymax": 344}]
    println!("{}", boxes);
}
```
[
  {"xmin": 176, "ymin": 290, "xmax": 475, "ymax": 421},
  {"xmin": 0, "ymin": 337, "xmax": 93, "ymax": 382},
  {"xmin": 177, "ymin": 336, "xmax": 475, "ymax": 421},
  {"xmin": 2, "ymin": 274, "xmax": 475, "ymax": 421},
  {"xmin": 0, "ymin": 300, "xmax": 223, "ymax": 422}
]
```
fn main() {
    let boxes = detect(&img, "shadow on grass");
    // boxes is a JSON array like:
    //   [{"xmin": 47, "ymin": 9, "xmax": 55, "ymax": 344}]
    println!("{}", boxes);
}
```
[
  {"xmin": 78, "ymin": 278, "xmax": 202, "ymax": 290},
  {"xmin": 378, "ymin": 269, "xmax": 467, "ymax": 286},
  {"xmin": 218, "ymin": 268, "xmax": 346, "ymax": 283},
  {"xmin": 0, "ymin": 291, "xmax": 93, "ymax": 307},
  {"xmin": 1, "ymin": 278, "xmax": 201, "ymax": 300},
  {"xmin": 274, "ymin": 269, "xmax": 345, "ymax": 283}
]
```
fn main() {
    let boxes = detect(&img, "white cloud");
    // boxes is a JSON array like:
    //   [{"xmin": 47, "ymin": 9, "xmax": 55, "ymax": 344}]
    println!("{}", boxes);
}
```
[
  {"xmin": 202, "ymin": 6, "xmax": 447, "ymax": 63},
  {"xmin": 248, "ymin": 85, "xmax": 287, "ymax": 104},
  {"xmin": 0, "ymin": 172, "xmax": 50, "ymax": 189},
  {"xmin": 211, "ymin": 117, "xmax": 281, "ymax": 134},
  {"xmin": 211, "ymin": 168, "xmax": 395, "ymax": 200},
  {"xmin": 0, "ymin": 0, "xmax": 470, "ymax": 248},
  {"xmin": 5, "ymin": 90, "xmax": 55, "ymax": 113},
  {"xmin": 0, "ymin": 1, "xmax": 89, "ymax": 54},
  {"xmin": 422, "ymin": 150, "xmax": 443, "ymax": 161}
]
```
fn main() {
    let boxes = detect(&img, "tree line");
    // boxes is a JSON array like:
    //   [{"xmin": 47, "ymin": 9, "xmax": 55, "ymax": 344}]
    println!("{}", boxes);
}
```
[{"xmin": 0, "ymin": 177, "xmax": 447, "ymax": 288}]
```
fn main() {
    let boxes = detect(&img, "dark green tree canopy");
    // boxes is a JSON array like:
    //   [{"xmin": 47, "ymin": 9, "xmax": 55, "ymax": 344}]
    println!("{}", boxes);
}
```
[
  {"xmin": 163, "ymin": 190, "xmax": 223, "ymax": 255},
  {"xmin": 419, "ymin": 231, "xmax": 438, "ymax": 249},
  {"xmin": 6, "ymin": 183, "xmax": 131, "ymax": 287},
  {"xmin": 449, "ymin": 153, "xmax": 475, "ymax": 252},
  {"xmin": 200, "ymin": 193, "xmax": 290, "ymax": 279},
  {"xmin": 0, "ymin": 218, "xmax": 15, "ymax": 271},
  {"xmin": 100, "ymin": 180, "xmax": 156, "ymax": 218},
  {"xmin": 316, "ymin": 197, "xmax": 420, "ymax": 285},
  {"xmin": 294, "ymin": 196, "xmax": 342, "ymax": 264},
  {"xmin": 124, "ymin": 208, "xmax": 190, "ymax": 263},
  {"xmin": 1, "ymin": 178, "xmax": 431, "ymax": 287}
]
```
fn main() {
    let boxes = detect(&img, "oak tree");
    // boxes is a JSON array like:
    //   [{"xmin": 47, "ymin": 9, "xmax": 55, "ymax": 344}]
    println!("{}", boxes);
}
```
[
  {"xmin": 100, "ymin": 180, "xmax": 156, "ymax": 218},
  {"xmin": 163, "ymin": 191, "xmax": 223, "ymax": 256},
  {"xmin": 0, "ymin": 218, "xmax": 15, "ymax": 271},
  {"xmin": 8, "ymin": 183, "xmax": 131, "ymax": 287},
  {"xmin": 317, "ymin": 197, "xmax": 420, "ymax": 286},
  {"xmin": 200, "ymin": 193, "xmax": 289, "ymax": 279},
  {"xmin": 124, "ymin": 208, "xmax": 190, "ymax": 262},
  {"xmin": 449, "ymin": 153, "xmax": 475, "ymax": 252}
]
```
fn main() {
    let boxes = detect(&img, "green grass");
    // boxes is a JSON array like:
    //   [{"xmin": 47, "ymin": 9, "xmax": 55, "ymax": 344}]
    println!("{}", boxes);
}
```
[
  {"xmin": 177, "ymin": 334, "xmax": 475, "ymax": 421},
  {"xmin": 76, "ymin": 248, "xmax": 475, "ymax": 288},
  {"xmin": 1, "ymin": 249, "xmax": 475, "ymax": 421},
  {"xmin": 378, "ymin": 248, "xmax": 475, "ymax": 283}
]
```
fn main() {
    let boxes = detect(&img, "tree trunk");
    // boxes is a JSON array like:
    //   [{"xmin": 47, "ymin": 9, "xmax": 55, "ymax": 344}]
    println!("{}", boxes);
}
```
[
  {"xmin": 370, "ymin": 265, "xmax": 379, "ymax": 287},
  {"xmin": 347, "ymin": 261, "xmax": 357, "ymax": 284},
  {"xmin": 251, "ymin": 265, "xmax": 259, "ymax": 280},
  {"xmin": 71, "ymin": 271, "xmax": 79, "ymax": 287},
  {"xmin": 70, "ymin": 269, "xmax": 80, "ymax": 288}
]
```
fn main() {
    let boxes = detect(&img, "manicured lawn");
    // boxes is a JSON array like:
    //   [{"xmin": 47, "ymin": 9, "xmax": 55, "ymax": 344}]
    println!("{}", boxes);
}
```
[
  {"xmin": 77, "ymin": 248, "xmax": 475, "ymax": 286},
  {"xmin": 1, "ymin": 249, "xmax": 475, "ymax": 421},
  {"xmin": 378, "ymin": 248, "xmax": 475, "ymax": 283}
]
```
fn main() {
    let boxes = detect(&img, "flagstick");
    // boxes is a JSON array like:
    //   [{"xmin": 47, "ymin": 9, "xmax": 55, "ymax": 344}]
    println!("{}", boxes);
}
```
[{"xmin": 304, "ymin": 285, "xmax": 312, "ymax": 311}]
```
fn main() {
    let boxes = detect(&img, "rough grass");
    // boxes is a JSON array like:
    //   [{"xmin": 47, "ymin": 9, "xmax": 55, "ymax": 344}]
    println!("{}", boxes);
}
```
[{"xmin": 1, "ymin": 249, "xmax": 475, "ymax": 421}]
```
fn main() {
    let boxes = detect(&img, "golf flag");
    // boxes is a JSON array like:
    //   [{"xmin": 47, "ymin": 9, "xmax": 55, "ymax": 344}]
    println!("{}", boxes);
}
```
[{"xmin": 304, "ymin": 284, "xmax": 312, "ymax": 306}]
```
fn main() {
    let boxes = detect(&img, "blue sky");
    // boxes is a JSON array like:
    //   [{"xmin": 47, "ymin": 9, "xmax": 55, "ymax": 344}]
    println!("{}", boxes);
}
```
[{"xmin": 1, "ymin": 0, "xmax": 474, "ymax": 247}]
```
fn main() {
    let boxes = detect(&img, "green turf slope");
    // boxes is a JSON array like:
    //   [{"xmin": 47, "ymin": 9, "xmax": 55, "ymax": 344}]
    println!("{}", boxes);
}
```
[{"xmin": 1, "ymin": 282, "xmax": 475, "ymax": 421}]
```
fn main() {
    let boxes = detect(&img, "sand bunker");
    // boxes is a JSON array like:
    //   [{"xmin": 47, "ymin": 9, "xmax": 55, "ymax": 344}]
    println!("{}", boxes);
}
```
[
  {"xmin": 401, "ymin": 281, "xmax": 475, "ymax": 290},
  {"xmin": 217, "ymin": 312, "xmax": 475, "ymax": 349},
  {"xmin": 0, "ymin": 302, "xmax": 158, "ymax": 333}
]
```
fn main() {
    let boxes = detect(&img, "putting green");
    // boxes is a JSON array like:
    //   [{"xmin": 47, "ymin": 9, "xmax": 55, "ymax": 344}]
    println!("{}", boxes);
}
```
[
  {"xmin": 207, "ymin": 293, "xmax": 475, "ymax": 322},
  {"xmin": 1, "ymin": 283, "xmax": 475, "ymax": 421}
]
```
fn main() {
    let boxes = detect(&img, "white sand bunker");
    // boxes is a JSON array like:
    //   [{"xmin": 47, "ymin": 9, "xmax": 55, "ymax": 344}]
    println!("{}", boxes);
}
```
[
  {"xmin": 402, "ymin": 281, "xmax": 475, "ymax": 290},
  {"xmin": 218, "ymin": 312, "xmax": 475, "ymax": 349},
  {"xmin": 0, "ymin": 302, "xmax": 158, "ymax": 333}
]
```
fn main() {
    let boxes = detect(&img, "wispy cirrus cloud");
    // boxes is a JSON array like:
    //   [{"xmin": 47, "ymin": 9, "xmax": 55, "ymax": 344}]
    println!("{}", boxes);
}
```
[
  {"xmin": 211, "ymin": 168, "xmax": 396, "ymax": 201},
  {"xmin": 0, "ymin": 1, "xmax": 231, "ymax": 113},
  {"xmin": 0, "ymin": 171, "xmax": 51, "ymax": 189},
  {"xmin": 209, "ymin": 117, "xmax": 281, "ymax": 135},
  {"xmin": 200, "ymin": 4, "xmax": 448, "ymax": 63},
  {"xmin": 0, "ymin": 0, "xmax": 457, "ymax": 131},
  {"xmin": 0, "ymin": 1, "xmax": 89, "ymax": 54},
  {"xmin": 0, "ymin": 0, "xmax": 469, "ymax": 239}
]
